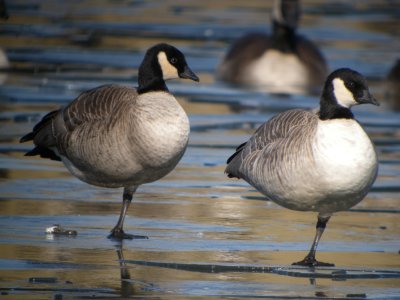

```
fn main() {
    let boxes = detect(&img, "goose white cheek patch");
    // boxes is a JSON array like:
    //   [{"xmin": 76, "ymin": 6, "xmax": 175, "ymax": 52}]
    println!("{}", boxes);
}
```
[
  {"xmin": 333, "ymin": 78, "xmax": 356, "ymax": 108},
  {"xmin": 157, "ymin": 51, "xmax": 179, "ymax": 80}
]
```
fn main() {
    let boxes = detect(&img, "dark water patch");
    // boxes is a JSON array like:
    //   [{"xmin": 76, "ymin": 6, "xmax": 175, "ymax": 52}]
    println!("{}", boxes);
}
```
[
  {"xmin": 0, "ymin": 81, "xmax": 205, "ymax": 104},
  {"xmin": 242, "ymin": 196, "xmax": 268, "ymax": 201},
  {"xmin": 0, "ymin": 287, "xmax": 115, "ymax": 298},
  {"xmin": 0, "ymin": 85, "xmax": 77, "ymax": 103},
  {"xmin": 1, "ymin": 24, "xmax": 69, "ymax": 38},
  {"xmin": 6, "ymin": 46, "xmax": 218, "ymax": 72},
  {"xmin": 371, "ymin": 184, "xmax": 400, "ymax": 193},
  {"xmin": 350, "ymin": 208, "xmax": 400, "ymax": 214},
  {"xmin": 58, "ymin": 21, "xmax": 261, "ymax": 42},
  {"xmin": 0, "ymin": 111, "xmax": 41, "ymax": 123},
  {"xmin": 7, "ymin": 47, "xmax": 142, "ymax": 68},
  {"xmin": 0, "ymin": 258, "xmax": 88, "ymax": 271},
  {"xmin": 380, "ymin": 160, "xmax": 400, "ymax": 165},
  {"xmin": 373, "ymin": 138, "xmax": 400, "ymax": 146},
  {"xmin": 187, "ymin": 90, "xmax": 317, "ymax": 111},
  {"xmin": 127, "ymin": 260, "xmax": 400, "ymax": 280}
]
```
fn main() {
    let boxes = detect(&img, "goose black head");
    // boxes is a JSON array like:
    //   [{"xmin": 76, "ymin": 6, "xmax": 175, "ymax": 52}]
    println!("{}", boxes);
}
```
[
  {"xmin": 272, "ymin": 0, "xmax": 301, "ymax": 30},
  {"xmin": 271, "ymin": 0, "xmax": 301, "ymax": 52},
  {"xmin": 138, "ymin": 43, "xmax": 199, "ymax": 93},
  {"xmin": 319, "ymin": 68, "xmax": 379, "ymax": 120}
]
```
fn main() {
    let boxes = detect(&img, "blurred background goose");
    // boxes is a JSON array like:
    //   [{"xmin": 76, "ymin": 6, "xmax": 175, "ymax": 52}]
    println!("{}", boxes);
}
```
[
  {"xmin": 0, "ymin": 47, "xmax": 9, "ymax": 85},
  {"xmin": 217, "ymin": 0, "xmax": 328, "ymax": 95},
  {"xmin": 20, "ymin": 43, "xmax": 199, "ymax": 239},
  {"xmin": 0, "ymin": 0, "xmax": 9, "ymax": 84},
  {"xmin": 226, "ymin": 68, "xmax": 378, "ymax": 266},
  {"xmin": 385, "ymin": 59, "xmax": 400, "ymax": 111},
  {"xmin": 0, "ymin": 48, "xmax": 9, "ymax": 69}
]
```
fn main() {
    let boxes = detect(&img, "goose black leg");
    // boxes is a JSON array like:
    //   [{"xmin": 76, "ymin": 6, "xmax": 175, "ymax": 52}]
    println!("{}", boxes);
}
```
[
  {"xmin": 292, "ymin": 214, "xmax": 334, "ymax": 267},
  {"xmin": 108, "ymin": 186, "xmax": 148, "ymax": 240}
]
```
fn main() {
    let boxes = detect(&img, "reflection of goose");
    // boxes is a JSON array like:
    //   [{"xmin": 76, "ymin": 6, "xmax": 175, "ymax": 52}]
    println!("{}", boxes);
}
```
[
  {"xmin": 0, "ymin": 0, "xmax": 9, "ymax": 85},
  {"xmin": 385, "ymin": 59, "xmax": 400, "ymax": 111},
  {"xmin": 226, "ymin": 68, "xmax": 378, "ymax": 267},
  {"xmin": 20, "ymin": 43, "xmax": 199, "ymax": 239},
  {"xmin": 0, "ymin": 47, "xmax": 10, "ymax": 68},
  {"xmin": 217, "ymin": 0, "xmax": 328, "ymax": 95},
  {"xmin": 0, "ymin": 47, "xmax": 9, "ymax": 85},
  {"xmin": 116, "ymin": 243, "xmax": 136, "ymax": 297},
  {"xmin": 115, "ymin": 242, "xmax": 155, "ymax": 297},
  {"xmin": 115, "ymin": 242, "xmax": 160, "ymax": 297}
]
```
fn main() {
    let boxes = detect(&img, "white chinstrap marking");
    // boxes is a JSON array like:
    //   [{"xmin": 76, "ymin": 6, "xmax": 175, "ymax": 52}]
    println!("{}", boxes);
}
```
[
  {"xmin": 157, "ymin": 51, "xmax": 179, "ymax": 80},
  {"xmin": 333, "ymin": 78, "xmax": 357, "ymax": 108}
]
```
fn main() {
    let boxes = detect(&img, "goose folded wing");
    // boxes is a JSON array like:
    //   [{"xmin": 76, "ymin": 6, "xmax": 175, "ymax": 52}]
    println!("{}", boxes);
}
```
[
  {"xmin": 226, "ymin": 109, "xmax": 316, "ymax": 178},
  {"xmin": 62, "ymin": 84, "xmax": 138, "ymax": 131}
]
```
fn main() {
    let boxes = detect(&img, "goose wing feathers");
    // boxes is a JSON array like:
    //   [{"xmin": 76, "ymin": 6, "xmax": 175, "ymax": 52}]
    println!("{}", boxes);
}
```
[
  {"xmin": 20, "ymin": 84, "xmax": 138, "ymax": 160},
  {"xmin": 63, "ymin": 85, "xmax": 137, "ymax": 131},
  {"xmin": 225, "ymin": 109, "xmax": 318, "ymax": 178}
]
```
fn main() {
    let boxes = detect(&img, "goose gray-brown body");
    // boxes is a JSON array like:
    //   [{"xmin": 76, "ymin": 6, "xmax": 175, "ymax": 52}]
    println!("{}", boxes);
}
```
[
  {"xmin": 51, "ymin": 85, "xmax": 190, "ymax": 188},
  {"xmin": 20, "ymin": 43, "xmax": 199, "ymax": 239},
  {"xmin": 226, "ymin": 68, "xmax": 379, "ymax": 266},
  {"xmin": 218, "ymin": 0, "xmax": 327, "ymax": 95},
  {"xmin": 226, "ymin": 109, "xmax": 377, "ymax": 214}
]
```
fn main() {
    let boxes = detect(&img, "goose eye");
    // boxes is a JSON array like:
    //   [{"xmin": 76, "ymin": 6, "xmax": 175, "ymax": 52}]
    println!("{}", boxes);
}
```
[{"xmin": 170, "ymin": 57, "xmax": 177, "ymax": 64}]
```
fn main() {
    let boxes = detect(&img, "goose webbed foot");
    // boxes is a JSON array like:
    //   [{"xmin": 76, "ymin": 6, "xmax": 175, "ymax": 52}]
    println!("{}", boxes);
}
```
[
  {"xmin": 292, "ymin": 255, "xmax": 334, "ymax": 267},
  {"xmin": 108, "ymin": 228, "xmax": 148, "ymax": 240},
  {"xmin": 293, "ymin": 215, "xmax": 334, "ymax": 267}
]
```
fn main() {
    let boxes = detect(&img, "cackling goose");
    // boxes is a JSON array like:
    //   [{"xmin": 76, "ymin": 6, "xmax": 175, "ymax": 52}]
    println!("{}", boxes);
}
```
[
  {"xmin": 226, "ymin": 68, "xmax": 379, "ymax": 266},
  {"xmin": 217, "ymin": 0, "xmax": 328, "ymax": 95},
  {"xmin": 20, "ymin": 43, "xmax": 199, "ymax": 239}
]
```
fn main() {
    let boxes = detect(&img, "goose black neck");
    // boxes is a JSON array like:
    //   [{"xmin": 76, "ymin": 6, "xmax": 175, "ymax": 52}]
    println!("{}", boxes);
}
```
[
  {"xmin": 319, "ymin": 105, "xmax": 354, "ymax": 120},
  {"xmin": 137, "ymin": 78, "xmax": 168, "ymax": 94},
  {"xmin": 137, "ymin": 55, "xmax": 169, "ymax": 94},
  {"xmin": 272, "ymin": 20, "xmax": 297, "ymax": 53},
  {"xmin": 318, "ymin": 87, "xmax": 354, "ymax": 120}
]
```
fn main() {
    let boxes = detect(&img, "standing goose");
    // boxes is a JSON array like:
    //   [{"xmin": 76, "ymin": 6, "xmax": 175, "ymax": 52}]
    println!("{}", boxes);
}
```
[
  {"xmin": 20, "ymin": 43, "xmax": 199, "ymax": 239},
  {"xmin": 217, "ymin": 0, "xmax": 328, "ymax": 95},
  {"xmin": 226, "ymin": 68, "xmax": 379, "ymax": 266}
]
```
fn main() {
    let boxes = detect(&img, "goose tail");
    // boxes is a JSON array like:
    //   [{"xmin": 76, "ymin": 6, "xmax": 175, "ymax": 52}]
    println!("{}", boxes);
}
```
[
  {"xmin": 225, "ymin": 142, "xmax": 247, "ymax": 179},
  {"xmin": 20, "ymin": 110, "xmax": 62, "ymax": 161}
]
